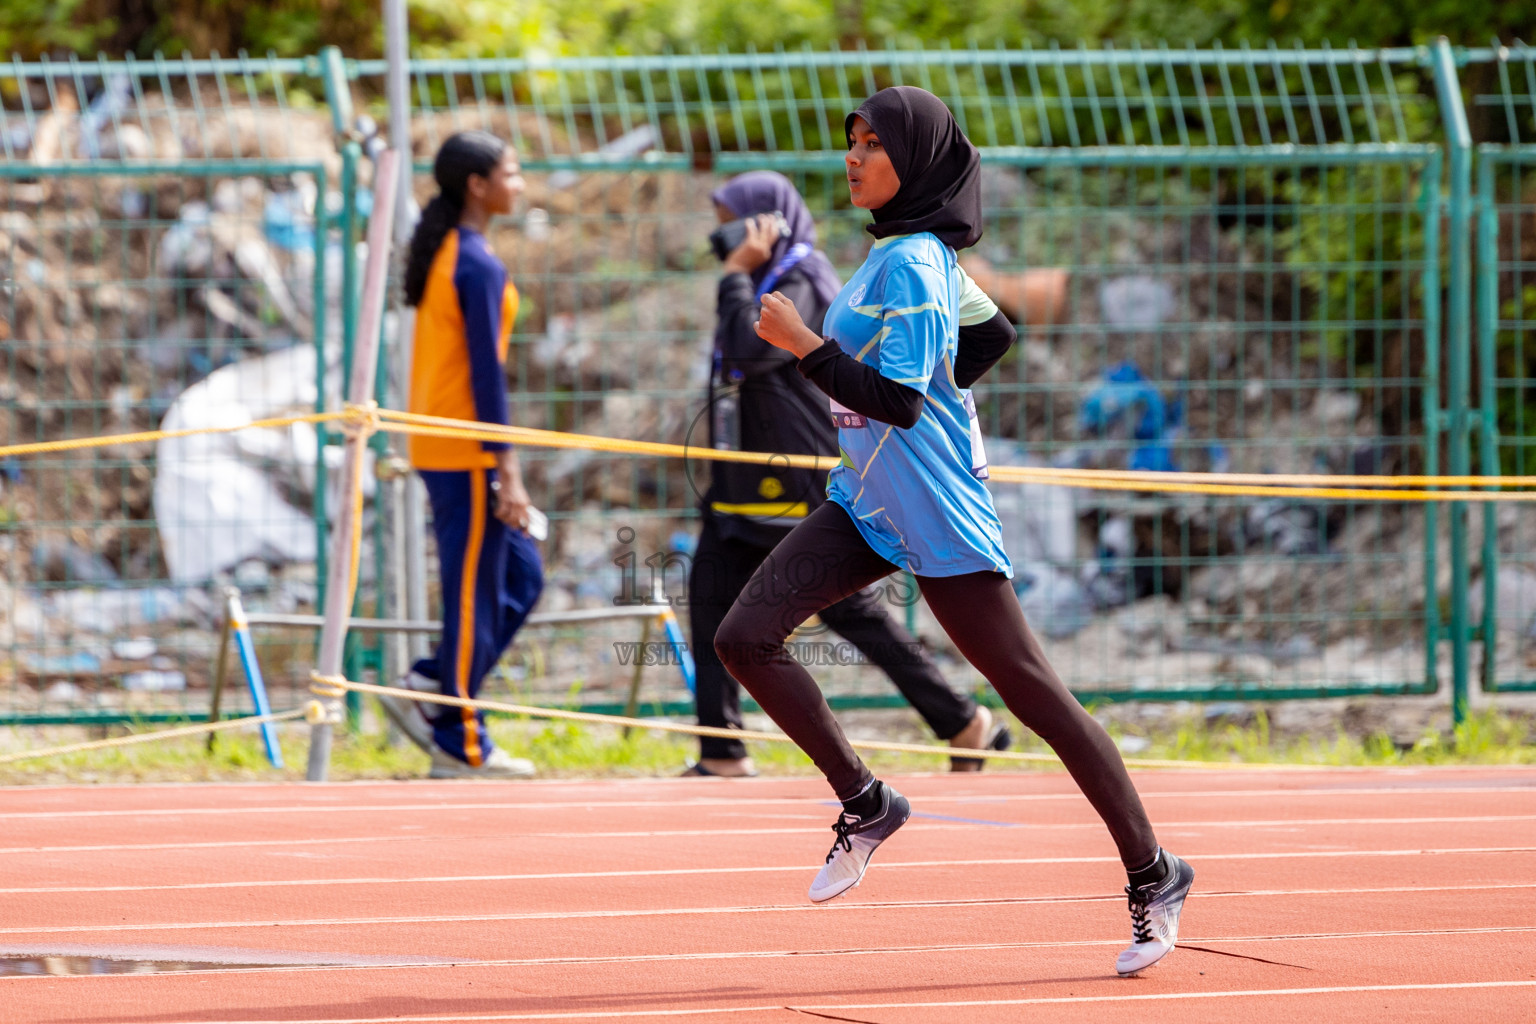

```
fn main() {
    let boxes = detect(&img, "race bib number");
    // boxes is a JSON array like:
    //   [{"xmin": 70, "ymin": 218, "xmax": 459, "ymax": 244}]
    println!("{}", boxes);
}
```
[
  {"xmin": 965, "ymin": 392, "xmax": 989, "ymax": 479},
  {"xmin": 830, "ymin": 397, "xmax": 867, "ymax": 429}
]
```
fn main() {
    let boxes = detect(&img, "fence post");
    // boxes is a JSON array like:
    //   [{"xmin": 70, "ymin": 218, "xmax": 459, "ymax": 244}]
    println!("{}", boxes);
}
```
[
  {"xmin": 1419, "ymin": 153, "xmax": 1445, "ymax": 710},
  {"xmin": 306, "ymin": 148, "xmax": 402, "ymax": 781},
  {"xmin": 1431, "ymin": 38, "xmax": 1474, "ymax": 729},
  {"xmin": 206, "ymin": 589, "xmax": 236, "ymax": 749},
  {"xmin": 384, "ymin": 0, "xmax": 433, "ymax": 676},
  {"xmin": 1475, "ymin": 155, "xmax": 1500, "ymax": 695}
]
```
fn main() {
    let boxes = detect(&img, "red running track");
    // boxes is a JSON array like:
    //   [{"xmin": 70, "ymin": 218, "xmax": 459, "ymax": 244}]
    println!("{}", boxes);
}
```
[{"xmin": 1, "ymin": 767, "xmax": 1533, "ymax": 1023}]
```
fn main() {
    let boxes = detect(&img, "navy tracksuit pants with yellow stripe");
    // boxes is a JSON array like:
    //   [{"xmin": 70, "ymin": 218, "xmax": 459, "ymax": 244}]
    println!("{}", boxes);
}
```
[{"xmin": 412, "ymin": 469, "xmax": 544, "ymax": 765}]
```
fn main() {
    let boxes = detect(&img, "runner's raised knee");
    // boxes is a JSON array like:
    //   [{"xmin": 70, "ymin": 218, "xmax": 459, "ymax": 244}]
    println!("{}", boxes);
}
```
[{"xmin": 713, "ymin": 603, "xmax": 781, "ymax": 670}]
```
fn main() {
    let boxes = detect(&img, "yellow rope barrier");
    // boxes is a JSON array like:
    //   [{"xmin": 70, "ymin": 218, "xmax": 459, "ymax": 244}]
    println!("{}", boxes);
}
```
[
  {"xmin": 996, "ymin": 465, "xmax": 1536, "ymax": 490},
  {"xmin": 0, "ymin": 411, "xmax": 348, "ymax": 459},
  {"xmin": 336, "ymin": 400, "xmax": 383, "ymax": 442},
  {"xmin": 315, "ymin": 674, "xmax": 1327, "ymax": 772},
  {"xmin": 7, "ymin": 401, "xmax": 1536, "ymax": 500},
  {"xmin": 0, "ymin": 708, "xmax": 308, "ymax": 766},
  {"xmin": 337, "ymin": 403, "xmax": 377, "ymax": 615},
  {"xmin": 308, "ymin": 677, "xmax": 349, "ymax": 699},
  {"xmin": 374, "ymin": 408, "xmax": 1536, "ymax": 503},
  {"xmin": 984, "ymin": 471, "xmax": 1536, "ymax": 503},
  {"xmin": 375, "ymin": 409, "xmax": 835, "ymax": 470}
]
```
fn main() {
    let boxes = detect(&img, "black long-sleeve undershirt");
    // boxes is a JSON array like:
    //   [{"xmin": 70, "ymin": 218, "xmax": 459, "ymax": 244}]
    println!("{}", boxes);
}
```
[
  {"xmin": 953, "ymin": 308, "xmax": 1017, "ymax": 390},
  {"xmin": 796, "ymin": 308, "xmax": 1020, "ymax": 429},
  {"xmin": 797, "ymin": 343, "xmax": 926, "ymax": 429}
]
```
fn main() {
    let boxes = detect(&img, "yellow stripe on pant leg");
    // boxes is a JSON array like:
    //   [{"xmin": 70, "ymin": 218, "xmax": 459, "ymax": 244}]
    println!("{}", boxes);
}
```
[{"xmin": 456, "ymin": 472, "xmax": 488, "ymax": 767}]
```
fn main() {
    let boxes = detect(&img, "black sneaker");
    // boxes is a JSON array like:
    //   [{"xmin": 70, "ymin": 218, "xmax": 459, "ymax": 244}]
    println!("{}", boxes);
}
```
[
  {"xmin": 1117, "ymin": 850, "xmax": 1195, "ymax": 976},
  {"xmin": 808, "ymin": 782, "xmax": 911, "ymax": 903}
]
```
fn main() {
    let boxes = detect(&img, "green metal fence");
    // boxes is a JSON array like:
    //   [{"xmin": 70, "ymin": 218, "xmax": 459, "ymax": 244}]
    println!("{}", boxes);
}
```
[
  {"xmin": 339, "ymin": 44, "xmax": 1457, "ymax": 714},
  {"xmin": 0, "ymin": 54, "xmax": 339, "ymax": 724},
  {"xmin": 1470, "ymin": 43, "xmax": 1536, "ymax": 695},
  {"xmin": 0, "ymin": 42, "xmax": 1524, "ymax": 728}
]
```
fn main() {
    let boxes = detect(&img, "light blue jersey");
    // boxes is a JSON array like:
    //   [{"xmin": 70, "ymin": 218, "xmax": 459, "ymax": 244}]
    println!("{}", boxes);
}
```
[{"xmin": 822, "ymin": 233, "xmax": 1012, "ymax": 578}]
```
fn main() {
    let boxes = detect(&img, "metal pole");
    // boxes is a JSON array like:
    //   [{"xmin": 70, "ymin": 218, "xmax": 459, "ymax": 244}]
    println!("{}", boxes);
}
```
[
  {"xmin": 384, "ymin": 0, "xmax": 411, "ymax": 235},
  {"xmin": 386, "ymin": 468, "xmax": 411, "ymax": 711},
  {"xmin": 373, "ymin": 41, "xmax": 411, "ymax": 693},
  {"xmin": 1431, "ymin": 38, "xmax": 1473, "ymax": 730},
  {"xmin": 205, "ymin": 587, "xmax": 236, "ymax": 752},
  {"xmin": 384, "ymin": 0, "xmax": 432, "ymax": 666},
  {"xmin": 1475, "ymin": 156, "xmax": 1500, "ymax": 694},
  {"xmin": 401, "ymin": 337, "xmax": 430, "ymax": 665},
  {"xmin": 621, "ymin": 618, "xmax": 653, "ymax": 738},
  {"xmin": 307, "ymin": 147, "xmax": 402, "ymax": 781},
  {"xmin": 1419, "ymin": 155, "xmax": 1443, "ymax": 703}
]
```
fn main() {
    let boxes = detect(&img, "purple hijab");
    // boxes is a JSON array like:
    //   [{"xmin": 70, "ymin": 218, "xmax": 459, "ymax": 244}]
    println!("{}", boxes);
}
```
[{"xmin": 710, "ymin": 171, "xmax": 842, "ymax": 306}]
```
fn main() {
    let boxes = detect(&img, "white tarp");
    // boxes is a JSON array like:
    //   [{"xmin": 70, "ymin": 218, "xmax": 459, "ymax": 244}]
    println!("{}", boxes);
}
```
[{"xmin": 153, "ymin": 344, "xmax": 332, "ymax": 582}]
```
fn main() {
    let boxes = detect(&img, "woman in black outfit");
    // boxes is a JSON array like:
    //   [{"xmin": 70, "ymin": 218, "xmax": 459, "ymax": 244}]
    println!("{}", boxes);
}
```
[
  {"xmin": 714, "ymin": 90, "xmax": 1194, "ymax": 976},
  {"xmin": 686, "ymin": 170, "xmax": 1009, "ymax": 778}
]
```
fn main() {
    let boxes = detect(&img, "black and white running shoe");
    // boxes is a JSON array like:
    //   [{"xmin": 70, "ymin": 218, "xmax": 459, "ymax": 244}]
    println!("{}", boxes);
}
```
[
  {"xmin": 1117, "ymin": 850, "xmax": 1195, "ymax": 976},
  {"xmin": 808, "ymin": 782, "xmax": 911, "ymax": 903}
]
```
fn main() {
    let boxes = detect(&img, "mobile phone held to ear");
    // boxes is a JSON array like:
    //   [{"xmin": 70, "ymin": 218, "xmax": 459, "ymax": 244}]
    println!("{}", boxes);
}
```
[{"xmin": 709, "ymin": 211, "xmax": 790, "ymax": 261}]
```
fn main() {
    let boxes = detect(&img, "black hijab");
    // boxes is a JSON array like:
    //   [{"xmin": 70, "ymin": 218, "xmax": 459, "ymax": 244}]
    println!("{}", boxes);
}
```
[{"xmin": 845, "ymin": 86, "xmax": 983, "ymax": 251}]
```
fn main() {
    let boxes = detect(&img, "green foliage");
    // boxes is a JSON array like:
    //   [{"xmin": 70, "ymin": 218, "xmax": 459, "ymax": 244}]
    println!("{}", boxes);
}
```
[
  {"xmin": 412, "ymin": 0, "xmax": 1535, "ymax": 58},
  {"xmin": 1275, "ymin": 162, "xmax": 1425, "ymax": 376},
  {"xmin": 1106, "ymin": 706, "xmax": 1536, "ymax": 767},
  {"xmin": 146, "ymin": 0, "xmax": 387, "ymax": 61},
  {"xmin": 1238, "ymin": 0, "xmax": 1536, "ymax": 49},
  {"xmin": 0, "ymin": 0, "xmax": 114, "ymax": 59},
  {"xmin": 410, "ymin": 0, "xmax": 840, "ymax": 58},
  {"xmin": 1493, "ymin": 287, "xmax": 1536, "ymax": 476},
  {"xmin": 6, "ymin": 0, "xmax": 1534, "ymax": 60}
]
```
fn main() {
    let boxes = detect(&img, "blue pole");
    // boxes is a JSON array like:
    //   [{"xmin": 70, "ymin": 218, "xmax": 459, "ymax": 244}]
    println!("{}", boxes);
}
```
[
  {"xmin": 659, "ymin": 609, "xmax": 696, "ymax": 695},
  {"xmin": 228, "ymin": 592, "xmax": 285, "ymax": 768}
]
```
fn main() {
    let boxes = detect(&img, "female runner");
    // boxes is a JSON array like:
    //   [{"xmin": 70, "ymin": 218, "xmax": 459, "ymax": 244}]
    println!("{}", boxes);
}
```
[
  {"xmin": 714, "ymin": 87, "xmax": 1194, "ymax": 976},
  {"xmin": 379, "ymin": 130, "xmax": 545, "ymax": 780},
  {"xmin": 687, "ymin": 170, "xmax": 1009, "ymax": 778}
]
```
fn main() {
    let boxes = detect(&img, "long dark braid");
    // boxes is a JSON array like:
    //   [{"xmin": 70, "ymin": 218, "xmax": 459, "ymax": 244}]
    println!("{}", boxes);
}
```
[{"xmin": 402, "ymin": 130, "xmax": 508, "ymax": 307}]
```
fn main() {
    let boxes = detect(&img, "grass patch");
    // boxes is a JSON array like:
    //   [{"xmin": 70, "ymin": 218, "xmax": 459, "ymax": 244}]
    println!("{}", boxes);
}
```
[
  {"xmin": 0, "ymin": 705, "xmax": 1530, "ymax": 785},
  {"xmin": 1101, "ymin": 707, "xmax": 1536, "ymax": 767}
]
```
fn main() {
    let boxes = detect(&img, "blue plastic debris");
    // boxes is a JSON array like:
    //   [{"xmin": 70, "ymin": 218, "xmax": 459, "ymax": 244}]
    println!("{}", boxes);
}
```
[
  {"xmin": 262, "ymin": 191, "xmax": 316, "ymax": 253},
  {"xmin": 1076, "ymin": 362, "xmax": 1230, "ymax": 474},
  {"xmin": 1078, "ymin": 361, "xmax": 1178, "ymax": 472}
]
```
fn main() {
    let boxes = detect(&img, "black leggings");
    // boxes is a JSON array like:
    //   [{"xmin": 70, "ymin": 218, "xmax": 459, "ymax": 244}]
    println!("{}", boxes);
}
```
[
  {"xmin": 715, "ymin": 501, "xmax": 1159, "ymax": 869},
  {"xmin": 689, "ymin": 516, "xmax": 976, "ymax": 760}
]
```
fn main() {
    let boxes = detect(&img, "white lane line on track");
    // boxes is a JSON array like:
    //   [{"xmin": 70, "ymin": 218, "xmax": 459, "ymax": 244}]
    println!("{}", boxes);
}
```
[
  {"xmin": 38, "ymin": 980, "xmax": 1536, "ymax": 1022},
  {"xmin": 5, "ymin": 846, "xmax": 1533, "ymax": 895},
  {"xmin": 3, "ymin": 784, "xmax": 1532, "ymax": 820},
  {"xmin": 5, "ymin": 814, "xmax": 1534, "ymax": 856},
  {"xmin": 3, "ymin": 763, "xmax": 1529, "ymax": 792},
  {"xmin": 5, "ymin": 762, "xmax": 1531, "ymax": 794},
  {"xmin": 3, "ymin": 882, "xmax": 1530, "ymax": 935},
  {"xmin": 4, "ymin": 926, "xmax": 1529, "ymax": 981}
]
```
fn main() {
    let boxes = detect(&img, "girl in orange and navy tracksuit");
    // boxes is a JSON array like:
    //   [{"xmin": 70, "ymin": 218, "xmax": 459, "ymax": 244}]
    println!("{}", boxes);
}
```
[{"xmin": 394, "ymin": 131, "xmax": 543, "ymax": 778}]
